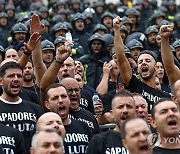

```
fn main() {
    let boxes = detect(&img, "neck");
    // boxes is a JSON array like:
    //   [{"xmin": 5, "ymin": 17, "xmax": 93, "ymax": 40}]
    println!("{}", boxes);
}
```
[
  {"xmin": 114, "ymin": 125, "xmax": 121, "ymax": 133},
  {"xmin": 63, "ymin": 117, "xmax": 71, "ymax": 126},
  {"xmin": 141, "ymin": 75, "xmax": 156, "ymax": 88},
  {"xmin": 110, "ymin": 76, "xmax": 117, "ymax": 82},
  {"xmin": 23, "ymin": 80, "xmax": 34, "ymax": 87},
  {"xmin": 1, "ymin": 93, "xmax": 20, "ymax": 102}
]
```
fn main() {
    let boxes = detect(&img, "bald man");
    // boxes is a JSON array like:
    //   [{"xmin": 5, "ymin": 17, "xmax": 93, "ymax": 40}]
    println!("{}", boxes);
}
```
[
  {"xmin": 5, "ymin": 48, "xmax": 19, "ymax": 61},
  {"xmin": 36, "ymin": 112, "xmax": 66, "ymax": 139}
]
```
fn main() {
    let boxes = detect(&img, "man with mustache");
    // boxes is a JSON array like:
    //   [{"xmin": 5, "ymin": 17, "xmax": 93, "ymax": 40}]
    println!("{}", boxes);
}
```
[
  {"xmin": 151, "ymin": 98, "xmax": 180, "ymax": 154},
  {"xmin": 86, "ymin": 90, "xmax": 136, "ymax": 154}
]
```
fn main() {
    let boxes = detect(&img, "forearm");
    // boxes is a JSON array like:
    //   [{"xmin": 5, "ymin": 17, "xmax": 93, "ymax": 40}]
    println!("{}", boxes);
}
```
[
  {"xmin": 40, "ymin": 61, "xmax": 61, "ymax": 91},
  {"xmin": 114, "ymin": 28, "xmax": 132, "ymax": 86},
  {"xmin": 32, "ymin": 41, "xmax": 47, "ymax": 87},
  {"xmin": 96, "ymin": 74, "xmax": 109, "ymax": 96},
  {"xmin": 161, "ymin": 37, "xmax": 180, "ymax": 85},
  {"xmin": 161, "ymin": 37, "xmax": 174, "ymax": 69},
  {"xmin": 114, "ymin": 29, "xmax": 125, "ymax": 61},
  {"xmin": 17, "ymin": 54, "xmax": 30, "ymax": 68}
]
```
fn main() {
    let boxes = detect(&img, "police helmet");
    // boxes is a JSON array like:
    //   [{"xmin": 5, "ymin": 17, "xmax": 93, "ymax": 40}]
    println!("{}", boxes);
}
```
[
  {"xmin": 172, "ymin": 39, "xmax": 180, "ymax": 49},
  {"xmin": 103, "ymin": 34, "xmax": 114, "ymax": 47},
  {"xmin": 52, "ymin": 22, "xmax": 68, "ymax": 33},
  {"xmin": 88, "ymin": 33, "xmax": 105, "ymax": 48},
  {"xmin": 0, "ymin": 12, "xmax": 8, "ymax": 18},
  {"xmin": 11, "ymin": 23, "xmax": 28, "ymax": 34},
  {"xmin": 41, "ymin": 40, "xmax": 55, "ymax": 51},
  {"xmin": 93, "ymin": 24, "xmax": 108, "ymax": 34},
  {"xmin": 73, "ymin": 12, "xmax": 85, "ymax": 22},
  {"xmin": 101, "ymin": 12, "xmax": 114, "ymax": 22},
  {"xmin": 125, "ymin": 32, "xmax": 147, "ymax": 48},
  {"xmin": 126, "ymin": 39, "xmax": 143, "ymax": 50},
  {"xmin": 125, "ymin": 8, "xmax": 139, "ymax": 16},
  {"xmin": 145, "ymin": 26, "xmax": 158, "ymax": 35},
  {"xmin": 5, "ymin": 5, "xmax": 15, "ymax": 11},
  {"xmin": 54, "ymin": 36, "xmax": 66, "ymax": 45},
  {"xmin": 41, "ymin": 19, "xmax": 50, "ymax": 27}
]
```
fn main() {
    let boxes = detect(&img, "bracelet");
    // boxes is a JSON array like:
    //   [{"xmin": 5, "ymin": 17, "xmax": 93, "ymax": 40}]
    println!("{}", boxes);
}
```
[{"xmin": 23, "ymin": 50, "xmax": 32, "ymax": 56}]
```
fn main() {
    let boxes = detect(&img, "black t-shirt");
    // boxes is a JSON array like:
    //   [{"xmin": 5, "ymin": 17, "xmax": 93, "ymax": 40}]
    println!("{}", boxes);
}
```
[
  {"xmin": 127, "ymin": 75, "xmax": 171, "ymax": 112},
  {"xmin": 101, "ymin": 90, "xmax": 116, "ymax": 113},
  {"xmin": 0, "ymin": 97, "xmax": 44, "ymax": 153},
  {"xmin": 23, "ymin": 84, "xmax": 40, "ymax": 104},
  {"xmin": 0, "ymin": 144, "xmax": 4, "ymax": 154},
  {"xmin": 0, "ymin": 123, "xmax": 26, "ymax": 154},
  {"xmin": 153, "ymin": 147, "xmax": 180, "ymax": 154},
  {"xmin": 87, "ymin": 129, "xmax": 128, "ymax": 154},
  {"xmin": 80, "ymin": 89, "xmax": 95, "ymax": 114},
  {"xmin": 64, "ymin": 119, "xmax": 92, "ymax": 154},
  {"xmin": 69, "ymin": 108, "xmax": 100, "ymax": 136},
  {"xmin": 108, "ymin": 81, "xmax": 117, "ymax": 92}
]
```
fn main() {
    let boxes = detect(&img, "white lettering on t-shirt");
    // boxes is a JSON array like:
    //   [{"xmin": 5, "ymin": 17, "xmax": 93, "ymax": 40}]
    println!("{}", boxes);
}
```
[
  {"xmin": 0, "ymin": 136, "xmax": 15, "ymax": 146},
  {"xmin": 105, "ymin": 147, "xmax": 129, "ymax": 154},
  {"xmin": 64, "ymin": 133, "xmax": 89, "ymax": 143},
  {"xmin": 0, "ymin": 112, "xmax": 37, "ymax": 122}
]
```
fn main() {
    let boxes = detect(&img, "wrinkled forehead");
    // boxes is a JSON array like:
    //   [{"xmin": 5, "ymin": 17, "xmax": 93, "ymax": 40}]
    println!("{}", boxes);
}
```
[
  {"xmin": 138, "ymin": 53, "xmax": 155, "ymax": 62},
  {"xmin": 63, "ymin": 57, "xmax": 75, "ymax": 65}
]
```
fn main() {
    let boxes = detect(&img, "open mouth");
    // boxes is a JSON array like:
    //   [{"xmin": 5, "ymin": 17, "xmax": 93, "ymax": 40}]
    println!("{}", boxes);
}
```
[
  {"xmin": 142, "ymin": 66, "xmax": 148, "ymax": 73},
  {"xmin": 58, "ymin": 106, "xmax": 66, "ymax": 115},
  {"xmin": 11, "ymin": 85, "xmax": 20, "ymax": 91},
  {"xmin": 62, "ymin": 73, "xmax": 70, "ymax": 78},
  {"xmin": 70, "ymin": 97, "xmax": 78, "ymax": 104},
  {"xmin": 121, "ymin": 116, "xmax": 129, "ymax": 121},
  {"xmin": 167, "ymin": 120, "xmax": 177, "ymax": 127},
  {"xmin": 139, "ymin": 144, "xmax": 149, "ymax": 153}
]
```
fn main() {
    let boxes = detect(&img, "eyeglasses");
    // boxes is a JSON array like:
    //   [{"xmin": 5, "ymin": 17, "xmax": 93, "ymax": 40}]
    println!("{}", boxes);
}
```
[{"xmin": 66, "ymin": 88, "xmax": 80, "ymax": 94}]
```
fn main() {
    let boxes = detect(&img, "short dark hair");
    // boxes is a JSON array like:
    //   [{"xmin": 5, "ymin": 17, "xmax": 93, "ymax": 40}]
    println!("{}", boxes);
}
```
[
  {"xmin": 121, "ymin": 117, "xmax": 150, "ymax": 139},
  {"xmin": 151, "ymin": 98, "xmax": 173, "ymax": 119},
  {"xmin": 112, "ymin": 90, "xmax": 134, "ymax": 107},
  {"xmin": 138, "ymin": 50, "xmax": 157, "ymax": 62},
  {"xmin": 0, "ymin": 61, "xmax": 23, "ymax": 77},
  {"xmin": 44, "ymin": 83, "xmax": 66, "ymax": 101}
]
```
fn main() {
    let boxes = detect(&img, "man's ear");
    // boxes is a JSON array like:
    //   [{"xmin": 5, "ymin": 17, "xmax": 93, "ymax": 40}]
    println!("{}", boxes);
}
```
[
  {"xmin": 29, "ymin": 147, "xmax": 35, "ymax": 154},
  {"xmin": 150, "ymin": 118, "xmax": 157, "ymax": 129},
  {"xmin": 171, "ymin": 95, "xmax": 177, "ymax": 102},
  {"xmin": 110, "ymin": 109, "xmax": 114, "ymax": 118},
  {"xmin": 122, "ymin": 139, "xmax": 128, "ymax": 149},
  {"xmin": 0, "ymin": 77, "xmax": 3, "ymax": 86},
  {"xmin": 44, "ymin": 101, "xmax": 50, "ymax": 110}
]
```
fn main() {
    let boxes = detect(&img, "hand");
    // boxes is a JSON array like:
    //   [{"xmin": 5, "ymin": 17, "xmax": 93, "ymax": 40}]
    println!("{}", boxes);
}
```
[
  {"xmin": 156, "ymin": 34, "xmax": 161, "ymax": 45},
  {"xmin": 113, "ymin": 16, "xmax": 123, "ymax": 31},
  {"xmin": 94, "ymin": 99, "xmax": 104, "ymax": 119},
  {"xmin": 55, "ymin": 41, "xmax": 72, "ymax": 63},
  {"xmin": 30, "ymin": 14, "xmax": 45, "ymax": 35},
  {"xmin": 112, "ymin": 54, "xmax": 118, "ymax": 64},
  {"xmin": 103, "ymin": 62, "xmax": 112, "ymax": 75},
  {"xmin": 24, "ymin": 32, "xmax": 41, "ymax": 53},
  {"xmin": 159, "ymin": 25, "xmax": 173, "ymax": 38}
]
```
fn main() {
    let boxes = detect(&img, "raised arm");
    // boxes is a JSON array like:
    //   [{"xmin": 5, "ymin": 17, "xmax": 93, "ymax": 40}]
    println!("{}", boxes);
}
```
[
  {"xmin": 40, "ymin": 41, "xmax": 71, "ymax": 105},
  {"xmin": 29, "ymin": 14, "xmax": 47, "ymax": 87},
  {"xmin": 113, "ymin": 16, "xmax": 132, "ymax": 87},
  {"xmin": 96, "ymin": 62, "xmax": 112, "ymax": 96},
  {"xmin": 160, "ymin": 25, "xmax": 180, "ymax": 86},
  {"xmin": 17, "ymin": 32, "xmax": 41, "ymax": 68}
]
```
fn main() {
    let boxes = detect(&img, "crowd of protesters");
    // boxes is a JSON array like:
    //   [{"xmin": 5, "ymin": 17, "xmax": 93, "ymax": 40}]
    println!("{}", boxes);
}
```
[{"xmin": 0, "ymin": 0, "xmax": 179, "ymax": 154}]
